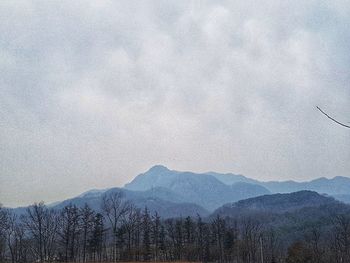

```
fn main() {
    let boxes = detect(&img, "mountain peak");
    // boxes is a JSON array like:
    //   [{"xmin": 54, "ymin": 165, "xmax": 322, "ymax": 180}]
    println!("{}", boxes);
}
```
[{"xmin": 147, "ymin": 165, "xmax": 170, "ymax": 173}]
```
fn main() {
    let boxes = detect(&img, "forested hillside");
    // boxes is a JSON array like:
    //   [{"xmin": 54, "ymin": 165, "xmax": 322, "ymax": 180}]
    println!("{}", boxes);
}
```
[{"xmin": 1, "ymin": 190, "xmax": 350, "ymax": 263}]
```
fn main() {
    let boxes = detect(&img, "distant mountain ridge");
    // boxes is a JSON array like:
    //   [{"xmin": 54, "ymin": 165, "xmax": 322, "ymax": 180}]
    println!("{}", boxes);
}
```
[
  {"xmin": 9, "ymin": 165, "xmax": 350, "ymax": 218},
  {"xmin": 125, "ymin": 165, "xmax": 270, "ymax": 210},
  {"xmin": 125, "ymin": 165, "xmax": 350, "ymax": 207},
  {"xmin": 260, "ymin": 176, "xmax": 350, "ymax": 196}
]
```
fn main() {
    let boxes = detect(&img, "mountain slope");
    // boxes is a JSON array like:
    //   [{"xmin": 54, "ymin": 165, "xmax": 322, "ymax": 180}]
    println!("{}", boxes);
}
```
[
  {"xmin": 51, "ymin": 187, "xmax": 209, "ymax": 218},
  {"xmin": 211, "ymin": 190, "xmax": 338, "ymax": 218},
  {"xmin": 210, "ymin": 191, "xmax": 350, "ymax": 246},
  {"xmin": 10, "ymin": 187, "xmax": 208, "ymax": 219},
  {"xmin": 124, "ymin": 165, "xmax": 178, "ymax": 191},
  {"xmin": 125, "ymin": 165, "xmax": 270, "ymax": 210},
  {"xmin": 230, "ymin": 182, "xmax": 270, "ymax": 197},
  {"xmin": 208, "ymin": 172, "xmax": 260, "ymax": 185}
]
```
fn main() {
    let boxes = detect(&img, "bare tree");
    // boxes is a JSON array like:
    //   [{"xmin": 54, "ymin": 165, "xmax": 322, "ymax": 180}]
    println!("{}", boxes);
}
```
[
  {"xmin": 57, "ymin": 204, "xmax": 81, "ymax": 262},
  {"xmin": 122, "ymin": 204, "xmax": 140, "ymax": 261},
  {"xmin": 23, "ymin": 203, "xmax": 45, "ymax": 262},
  {"xmin": 0, "ymin": 205, "xmax": 8, "ymax": 232},
  {"xmin": 211, "ymin": 215, "xmax": 226, "ymax": 262},
  {"xmin": 6, "ymin": 212, "xmax": 18, "ymax": 263},
  {"xmin": 101, "ymin": 191, "xmax": 130, "ymax": 262},
  {"xmin": 6, "ymin": 212, "xmax": 27, "ymax": 263},
  {"xmin": 195, "ymin": 215, "xmax": 205, "ymax": 262},
  {"xmin": 22, "ymin": 202, "xmax": 58, "ymax": 262},
  {"xmin": 332, "ymin": 214, "xmax": 350, "ymax": 263},
  {"xmin": 305, "ymin": 227, "xmax": 325, "ymax": 263},
  {"xmin": 240, "ymin": 217, "xmax": 263, "ymax": 263},
  {"xmin": 88, "ymin": 213, "xmax": 105, "ymax": 262},
  {"xmin": 142, "ymin": 207, "xmax": 152, "ymax": 261},
  {"xmin": 264, "ymin": 229, "xmax": 281, "ymax": 263},
  {"xmin": 152, "ymin": 212, "xmax": 162, "ymax": 261},
  {"xmin": 0, "ymin": 205, "xmax": 8, "ymax": 261},
  {"xmin": 80, "ymin": 203, "xmax": 95, "ymax": 262}
]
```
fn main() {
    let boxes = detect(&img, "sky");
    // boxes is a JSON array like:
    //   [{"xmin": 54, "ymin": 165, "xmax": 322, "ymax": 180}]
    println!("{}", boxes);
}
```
[{"xmin": 0, "ymin": 0, "xmax": 349, "ymax": 207}]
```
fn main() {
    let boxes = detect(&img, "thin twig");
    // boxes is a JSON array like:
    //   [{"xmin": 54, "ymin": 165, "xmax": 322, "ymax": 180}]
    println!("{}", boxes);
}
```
[{"xmin": 316, "ymin": 106, "xmax": 350, "ymax": 129}]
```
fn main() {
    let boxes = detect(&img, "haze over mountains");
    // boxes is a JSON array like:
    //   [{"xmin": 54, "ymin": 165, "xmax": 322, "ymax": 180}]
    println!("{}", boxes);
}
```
[
  {"xmin": 125, "ymin": 165, "xmax": 350, "ymax": 205},
  {"xmin": 10, "ymin": 165, "xmax": 350, "ymax": 218},
  {"xmin": 124, "ymin": 165, "xmax": 270, "ymax": 210},
  {"xmin": 56, "ymin": 187, "xmax": 209, "ymax": 218}
]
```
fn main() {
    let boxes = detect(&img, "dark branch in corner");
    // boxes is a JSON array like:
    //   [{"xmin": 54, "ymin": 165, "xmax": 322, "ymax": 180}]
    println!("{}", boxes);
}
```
[{"xmin": 317, "ymin": 106, "xmax": 350, "ymax": 129}]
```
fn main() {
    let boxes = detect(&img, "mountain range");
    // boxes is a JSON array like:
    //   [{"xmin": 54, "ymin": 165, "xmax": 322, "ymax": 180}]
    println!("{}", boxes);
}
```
[
  {"xmin": 125, "ymin": 165, "xmax": 350, "ymax": 207},
  {"xmin": 10, "ymin": 165, "xmax": 350, "ymax": 218},
  {"xmin": 124, "ymin": 165, "xmax": 270, "ymax": 210}
]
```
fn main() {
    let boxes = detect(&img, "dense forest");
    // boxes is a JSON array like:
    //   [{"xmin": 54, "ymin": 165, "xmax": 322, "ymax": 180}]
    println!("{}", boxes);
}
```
[{"xmin": 1, "ymin": 191, "xmax": 350, "ymax": 263}]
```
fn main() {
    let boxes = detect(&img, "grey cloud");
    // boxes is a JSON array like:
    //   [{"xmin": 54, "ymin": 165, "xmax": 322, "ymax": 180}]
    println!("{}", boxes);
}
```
[{"xmin": 0, "ymin": 0, "xmax": 349, "ymax": 207}]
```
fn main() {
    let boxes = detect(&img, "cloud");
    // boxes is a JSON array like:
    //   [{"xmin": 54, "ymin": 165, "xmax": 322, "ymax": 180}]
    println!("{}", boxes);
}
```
[{"xmin": 0, "ymin": 0, "xmax": 349, "ymax": 207}]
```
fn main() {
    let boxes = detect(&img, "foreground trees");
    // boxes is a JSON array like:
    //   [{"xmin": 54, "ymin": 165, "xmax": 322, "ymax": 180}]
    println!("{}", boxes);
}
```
[
  {"xmin": 1, "ymin": 194, "xmax": 350, "ymax": 262},
  {"xmin": 22, "ymin": 202, "xmax": 58, "ymax": 262},
  {"xmin": 101, "ymin": 192, "xmax": 130, "ymax": 262}
]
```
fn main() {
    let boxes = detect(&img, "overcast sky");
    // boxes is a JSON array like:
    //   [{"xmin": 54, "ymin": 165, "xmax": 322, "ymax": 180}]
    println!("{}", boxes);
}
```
[{"xmin": 1, "ymin": 1, "xmax": 349, "ymax": 207}]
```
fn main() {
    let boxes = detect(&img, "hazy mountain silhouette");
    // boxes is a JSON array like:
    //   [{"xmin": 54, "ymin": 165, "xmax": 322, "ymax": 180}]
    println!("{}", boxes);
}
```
[
  {"xmin": 125, "ymin": 165, "xmax": 270, "ymax": 210},
  {"xmin": 10, "ymin": 166, "xmax": 350, "ymax": 218}
]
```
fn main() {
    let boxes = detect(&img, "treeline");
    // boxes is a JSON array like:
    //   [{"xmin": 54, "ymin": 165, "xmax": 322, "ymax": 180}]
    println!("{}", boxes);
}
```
[{"xmin": 1, "ymin": 192, "xmax": 350, "ymax": 263}]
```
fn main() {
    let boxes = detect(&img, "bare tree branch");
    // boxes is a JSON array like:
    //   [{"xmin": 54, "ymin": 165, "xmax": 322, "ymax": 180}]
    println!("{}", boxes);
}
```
[{"xmin": 316, "ymin": 106, "xmax": 350, "ymax": 129}]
